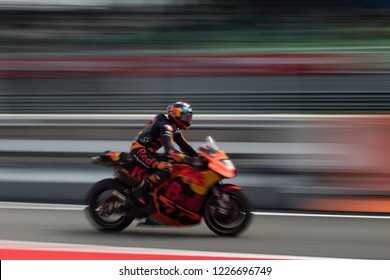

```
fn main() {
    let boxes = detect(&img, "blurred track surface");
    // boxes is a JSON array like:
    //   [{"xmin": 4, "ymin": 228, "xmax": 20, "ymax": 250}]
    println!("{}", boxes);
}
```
[{"xmin": 1, "ymin": 202, "xmax": 390, "ymax": 259}]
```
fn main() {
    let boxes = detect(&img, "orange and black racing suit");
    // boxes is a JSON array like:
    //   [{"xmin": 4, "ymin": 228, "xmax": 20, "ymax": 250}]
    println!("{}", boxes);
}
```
[{"xmin": 130, "ymin": 113, "xmax": 198, "ymax": 185}]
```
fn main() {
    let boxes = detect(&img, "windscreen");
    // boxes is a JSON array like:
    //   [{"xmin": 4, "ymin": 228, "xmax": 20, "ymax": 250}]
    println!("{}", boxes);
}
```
[{"xmin": 205, "ymin": 136, "xmax": 221, "ymax": 151}]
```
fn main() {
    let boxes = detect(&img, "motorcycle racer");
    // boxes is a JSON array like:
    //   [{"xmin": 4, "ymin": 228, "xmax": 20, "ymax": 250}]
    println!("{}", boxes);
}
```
[{"xmin": 130, "ymin": 101, "xmax": 204, "ymax": 208}]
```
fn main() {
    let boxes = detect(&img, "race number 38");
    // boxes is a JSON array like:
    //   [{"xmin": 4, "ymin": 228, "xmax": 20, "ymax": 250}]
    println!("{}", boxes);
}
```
[{"xmin": 212, "ymin": 266, "xmax": 272, "ymax": 276}]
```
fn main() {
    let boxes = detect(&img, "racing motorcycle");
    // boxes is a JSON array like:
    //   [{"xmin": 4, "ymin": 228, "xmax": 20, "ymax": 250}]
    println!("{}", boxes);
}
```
[{"xmin": 84, "ymin": 136, "xmax": 252, "ymax": 236}]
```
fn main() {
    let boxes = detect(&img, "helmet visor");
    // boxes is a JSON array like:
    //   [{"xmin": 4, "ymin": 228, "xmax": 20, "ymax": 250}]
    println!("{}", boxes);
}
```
[{"xmin": 179, "ymin": 112, "xmax": 192, "ymax": 124}]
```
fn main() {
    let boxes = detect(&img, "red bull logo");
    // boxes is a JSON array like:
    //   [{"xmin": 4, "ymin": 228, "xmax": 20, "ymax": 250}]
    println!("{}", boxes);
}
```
[
  {"xmin": 136, "ymin": 148, "xmax": 157, "ymax": 167},
  {"xmin": 173, "ymin": 165, "xmax": 206, "ymax": 186}
]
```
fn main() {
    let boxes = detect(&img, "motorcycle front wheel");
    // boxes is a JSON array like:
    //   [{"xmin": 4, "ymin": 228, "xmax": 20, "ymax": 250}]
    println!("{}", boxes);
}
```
[
  {"xmin": 203, "ymin": 190, "xmax": 252, "ymax": 236},
  {"xmin": 85, "ymin": 178, "xmax": 134, "ymax": 232}
]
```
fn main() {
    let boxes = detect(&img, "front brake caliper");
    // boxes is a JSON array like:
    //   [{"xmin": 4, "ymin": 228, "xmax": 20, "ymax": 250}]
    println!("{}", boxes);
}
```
[{"xmin": 212, "ymin": 187, "xmax": 230, "ymax": 215}]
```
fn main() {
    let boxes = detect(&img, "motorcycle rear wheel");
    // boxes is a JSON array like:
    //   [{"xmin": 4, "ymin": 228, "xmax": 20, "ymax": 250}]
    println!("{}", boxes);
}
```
[
  {"xmin": 85, "ymin": 178, "xmax": 134, "ymax": 232},
  {"xmin": 203, "ymin": 190, "xmax": 252, "ymax": 236}
]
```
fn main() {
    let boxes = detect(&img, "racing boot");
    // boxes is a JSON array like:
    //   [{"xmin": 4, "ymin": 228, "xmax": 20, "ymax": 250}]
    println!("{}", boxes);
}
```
[
  {"xmin": 131, "ymin": 178, "xmax": 154, "ymax": 206},
  {"xmin": 131, "ymin": 161, "xmax": 171, "ymax": 210}
]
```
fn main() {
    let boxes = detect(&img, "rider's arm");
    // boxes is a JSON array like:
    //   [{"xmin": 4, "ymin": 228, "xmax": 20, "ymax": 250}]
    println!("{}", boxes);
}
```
[
  {"xmin": 174, "ymin": 130, "xmax": 198, "ymax": 157},
  {"xmin": 160, "ymin": 123, "xmax": 176, "ymax": 155}
]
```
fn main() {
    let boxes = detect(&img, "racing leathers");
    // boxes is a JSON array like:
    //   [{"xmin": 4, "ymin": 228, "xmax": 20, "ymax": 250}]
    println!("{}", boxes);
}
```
[{"xmin": 130, "ymin": 113, "xmax": 198, "ymax": 205}]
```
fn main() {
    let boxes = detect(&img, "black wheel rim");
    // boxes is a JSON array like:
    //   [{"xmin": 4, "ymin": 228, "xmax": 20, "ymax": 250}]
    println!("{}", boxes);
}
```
[{"xmin": 208, "ymin": 194, "xmax": 248, "ymax": 230}]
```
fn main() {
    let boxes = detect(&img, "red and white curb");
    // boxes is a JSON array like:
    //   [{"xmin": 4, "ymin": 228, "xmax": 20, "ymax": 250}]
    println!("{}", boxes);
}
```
[{"xmin": 0, "ymin": 240, "xmax": 306, "ymax": 260}]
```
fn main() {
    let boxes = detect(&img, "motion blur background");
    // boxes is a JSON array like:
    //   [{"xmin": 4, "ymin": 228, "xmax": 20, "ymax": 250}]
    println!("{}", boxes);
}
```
[{"xmin": 1, "ymin": 0, "xmax": 390, "ymax": 213}]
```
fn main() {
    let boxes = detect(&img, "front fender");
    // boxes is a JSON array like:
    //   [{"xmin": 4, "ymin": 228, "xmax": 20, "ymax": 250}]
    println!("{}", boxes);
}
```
[{"xmin": 219, "ymin": 183, "xmax": 242, "ymax": 192}]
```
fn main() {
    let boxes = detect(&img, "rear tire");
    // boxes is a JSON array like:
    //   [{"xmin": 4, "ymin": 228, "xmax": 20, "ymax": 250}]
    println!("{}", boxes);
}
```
[
  {"xmin": 203, "ymin": 190, "xmax": 252, "ymax": 236},
  {"xmin": 85, "ymin": 178, "xmax": 134, "ymax": 232}
]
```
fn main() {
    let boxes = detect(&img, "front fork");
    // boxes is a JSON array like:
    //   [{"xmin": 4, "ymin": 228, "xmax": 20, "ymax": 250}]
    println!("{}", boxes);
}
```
[{"xmin": 211, "ymin": 183, "xmax": 242, "ymax": 215}]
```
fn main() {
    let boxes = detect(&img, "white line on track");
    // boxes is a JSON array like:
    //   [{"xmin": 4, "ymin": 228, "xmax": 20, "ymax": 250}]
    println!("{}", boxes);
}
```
[
  {"xmin": 2, "ymin": 113, "xmax": 390, "ymax": 120},
  {"xmin": 0, "ymin": 202, "xmax": 85, "ymax": 211},
  {"xmin": 252, "ymin": 211, "xmax": 390, "ymax": 220},
  {"xmin": 1, "ymin": 202, "xmax": 390, "ymax": 219}
]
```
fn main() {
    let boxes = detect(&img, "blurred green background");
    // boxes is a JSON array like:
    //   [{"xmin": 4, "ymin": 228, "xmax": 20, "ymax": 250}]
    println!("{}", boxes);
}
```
[{"xmin": 1, "ymin": 0, "xmax": 390, "ymax": 55}]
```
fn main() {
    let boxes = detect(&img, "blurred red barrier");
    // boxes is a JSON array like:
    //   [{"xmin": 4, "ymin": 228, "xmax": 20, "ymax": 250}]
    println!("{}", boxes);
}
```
[
  {"xmin": 0, "ymin": 53, "xmax": 372, "ymax": 78},
  {"xmin": 298, "ymin": 115, "xmax": 390, "ymax": 213}
]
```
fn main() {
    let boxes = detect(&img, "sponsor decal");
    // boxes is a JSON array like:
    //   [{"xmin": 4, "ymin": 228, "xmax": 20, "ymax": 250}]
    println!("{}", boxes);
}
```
[
  {"xmin": 164, "ymin": 180, "xmax": 205, "ymax": 213},
  {"xmin": 136, "ymin": 148, "xmax": 157, "ymax": 167},
  {"xmin": 140, "ymin": 135, "xmax": 151, "ymax": 144}
]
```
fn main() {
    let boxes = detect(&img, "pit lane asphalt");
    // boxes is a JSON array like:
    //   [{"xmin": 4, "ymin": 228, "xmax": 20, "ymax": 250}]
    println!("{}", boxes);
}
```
[{"xmin": 1, "ymin": 203, "xmax": 390, "ymax": 259}]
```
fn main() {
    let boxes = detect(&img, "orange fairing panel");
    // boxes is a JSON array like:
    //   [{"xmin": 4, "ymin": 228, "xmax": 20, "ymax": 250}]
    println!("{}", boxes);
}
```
[
  {"xmin": 209, "ymin": 161, "xmax": 236, "ymax": 178},
  {"xmin": 199, "ymin": 150, "xmax": 236, "ymax": 178}
]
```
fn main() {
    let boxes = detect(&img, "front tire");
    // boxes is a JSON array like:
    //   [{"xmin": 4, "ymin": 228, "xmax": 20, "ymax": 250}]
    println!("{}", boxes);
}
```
[
  {"xmin": 85, "ymin": 178, "xmax": 134, "ymax": 232},
  {"xmin": 203, "ymin": 190, "xmax": 252, "ymax": 236}
]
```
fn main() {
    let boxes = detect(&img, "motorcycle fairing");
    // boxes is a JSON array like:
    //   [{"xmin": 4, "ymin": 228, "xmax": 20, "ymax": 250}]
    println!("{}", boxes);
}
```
[
  {"xmin": 146, "ymin": 164, "xmax": 222, "ymax": 226},
  {"xmin": 220, "ymin": 183, "xmax": 242, "ymax": 192},
  {"xmin": 172, "ymin": 164, "xmax": 221, "ymax": 195},
  {"xmin": 198, "ymin": 146, "xmax": 236, "ymax": 178},
  {"xmin": 98, "ymin": 151, "xmax": 150, "ymax": 182},
  {"xmin": 96, "ymin": 144, "xmax": 235, "ymax": 226}
]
